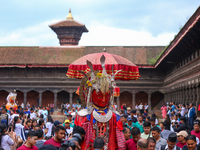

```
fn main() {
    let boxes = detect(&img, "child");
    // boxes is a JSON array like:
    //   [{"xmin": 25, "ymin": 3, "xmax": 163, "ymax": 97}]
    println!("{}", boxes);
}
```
[
  {"xmin": 141, "ymin": 121, "xmax": 152, "ymax": 139},
  {"xmin": 160, "ymin": 122, "xmax": 164, "ymax": 131}
]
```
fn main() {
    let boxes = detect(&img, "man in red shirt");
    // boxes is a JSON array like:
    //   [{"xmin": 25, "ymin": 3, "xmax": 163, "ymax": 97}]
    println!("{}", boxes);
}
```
[
  {"xmin": 191, "ymin": 120, "xmax": 200, "ymax": 140},
  {"xmin": 176, "ymin": 131, "xmax": 188, "ymax": 148},
  {"xmin": 126, "ymin": 127, "xmax": 141, "ymax": 150},
  {"xmin": 17, "ymin": 131, "xmax": 38, "ymax": 150},
  {"xmin": 43, "ymin": 125, "xmax": 66, "ymax": 148}
]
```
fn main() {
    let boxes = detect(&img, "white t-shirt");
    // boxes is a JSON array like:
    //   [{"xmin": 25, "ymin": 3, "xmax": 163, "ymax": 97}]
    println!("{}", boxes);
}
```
[
  {"xmin": 114, "ymin": 105, "xmax": 117, "ymax": 109},
  {"xmin": 1, "ymin": 135, "xmax": 14, "ymax": 150},
  {"xmin": 30, "ymin": 112, "xmax": 37, "ymax": 119},
  {"xmin": 135, "ymin": 106, "xmax": 139, "ymax": 110},
  {"xmin": 139, "ymin": 105, "xmax": 143, "ymax": 109},
  {"xmin": 144, "ymin": 105, "xmax": 148, "ymax": 110},
  {"xmin": 181, "ymin": 107, "xmax": 186, "ymax": 116},
  {"xmin": 38, "ymin": 109, "xmax": 43, "ymax": 116},
  {"xmin": 15, "ymin": 123, "xmax": 23, "ymax": 138},
  {"xmin": 65, "ymin": 127, "xmax": 73, "ymax": 139},
  {"xmin": 46, "ymin": 122, "xmax": 53, "ymax": 137},
  {"xmin": 10, "ymin": 114, "xmax": 19, "ymax": 125},
  {"xmin": 66, "ymin": 104, "xmax": 70, "ymax": 109}
]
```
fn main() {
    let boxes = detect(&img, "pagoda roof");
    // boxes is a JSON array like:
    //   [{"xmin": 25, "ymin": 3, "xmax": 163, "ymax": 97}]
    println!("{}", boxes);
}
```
[
  {"xmin": 0, "ymin": 46, "xmax": 164, "ymax": 68},
  {"xmin": 49, "ymin": 20, "xmax": 88, "ymax": 32}
]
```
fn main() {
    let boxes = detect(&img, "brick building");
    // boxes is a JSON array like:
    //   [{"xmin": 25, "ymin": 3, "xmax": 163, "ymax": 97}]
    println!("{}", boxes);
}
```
[{"xmin": 0, "ymin": 7, "xmax": 200, "ymax": 114}]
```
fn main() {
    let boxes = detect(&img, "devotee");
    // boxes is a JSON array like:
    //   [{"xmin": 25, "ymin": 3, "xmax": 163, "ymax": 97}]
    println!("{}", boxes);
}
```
[
  {"xmin": 150, "ymin": 118, "xmax": 160, "ymax": 129},
  {"xmin": 163, "ymin": 114, "xmax": 171, "ymax": 130},
  {"xmin": 190, "ymin": 120, "xmax": 200, "ymax": 143},
  {"xmin": 126, "ymin": 127, "xmax": 141, "ymax": 150},
  {"xmin": 160, "ymin": 132, "xmax": 181, "ymax": 150},
  {"xmin": 93, "ymin": 137, "xmax": 105, "ymax": 150},
  {"xmin": 188, "ymin": 103, "xmax": 196, "ymax": 130},
  {"xmin": 35, "ymin": 129, "xmax": 46, "ymax": 149},
  {"xmin": 141, "ymin": 121, "xmax": 152, "ymax": 139},
  {"xmin": 130, "ymin": 110, "xmax": 137, "ymax": 123},
  {"xmin": 64, "ymin": 119, "xmax": 73, "ymax": 139},
  {"xmin": 43, "ymin": 125, "xmax": 66, "ymax": 148},
  {"xmin": 136, "ymin": 115, "xmax": 144, "ymax": 133},
  {"xmin": 160, "ymin": 122, "xmax": 164, "ymax": 131},
  {"xmin": 176, "ymin": 131, "xmax": 188, "ymax": 148},
  {"xmin": 17, "ymin": 131, "xmax": 38, "ymax": 150},
  {"xmin": 151, "ymin": 127, "xmax": 167, "ymax": 150},
  {"xmin": 123, "ymin": 127, "xmax": 131, "ymax": 141},
  {"xmin": 182, "ymin": 135, "xmax": 198, "ymax": 150},
  {"xmin": 126, "ymin": 117, "xmax": 135, "ymax": 131},
  {"xmin": 30, "ymin": 108, "xmax": 37, "ymax": 119},
  {"xmin": 137, "ymin": 138, "xmax": 148, "ymax": 150},
  {"xmin": 147, "ymin": 137, "xmax": 156, "ymax": 150},
  {"xmin": 42, "ymin": 107, "xmax": 48, "ymax": 122},
  {"xmin": 173, "ymin": 116, "xmax": 188, "ymax": 132},
  {"xmin": 0, "ymin": 124, "xmax": 14, "ymax": 150},
  {"xmin": 144, "ymin": 103, "xmax": 148, "ymax": 113}
]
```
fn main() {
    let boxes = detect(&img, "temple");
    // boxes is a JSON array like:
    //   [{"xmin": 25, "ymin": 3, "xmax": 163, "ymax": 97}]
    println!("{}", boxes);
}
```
[{"xmin": 0, "ymin": 7, "xmax": 199, "ymax": 115}]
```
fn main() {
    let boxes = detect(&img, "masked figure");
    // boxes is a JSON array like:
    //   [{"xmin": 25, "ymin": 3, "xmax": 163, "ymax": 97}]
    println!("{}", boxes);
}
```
[
  {"xmin": 74, "ymin": 55, "xmax": 125, "ymax": 150},
  {"xmin": 6, "ymin": 91, "xmax": 18, "ymax": 110}
]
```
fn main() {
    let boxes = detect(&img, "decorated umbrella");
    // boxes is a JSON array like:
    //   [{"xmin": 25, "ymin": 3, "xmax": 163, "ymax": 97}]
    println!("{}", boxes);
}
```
[{"xmin": 66, "ymin": 50, "xmax": 140, "ymax": 80}]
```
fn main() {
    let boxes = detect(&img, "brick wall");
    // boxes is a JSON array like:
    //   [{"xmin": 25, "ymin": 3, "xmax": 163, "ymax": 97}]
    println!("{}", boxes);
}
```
[
  {"xmin": 135, "ymin": 92, "xmax": 148, "ymax": 106},
  {"xmin": 16, "ymin": 91, "xmax": 24, "ymax": 105},
  {"xmin": 42, "ymin": 91, "xmax": 54, "ymax": 107},
  {"xmin": 27, "ymin": 91, "xmax": 39, "ymax": 107},
  {"xmin": 0, "ymin": 91, "xmax": 9, "ymax": 105},
  {"xmin": 120, "ymin": 92, "xmax": 132, "ymax": 108}
]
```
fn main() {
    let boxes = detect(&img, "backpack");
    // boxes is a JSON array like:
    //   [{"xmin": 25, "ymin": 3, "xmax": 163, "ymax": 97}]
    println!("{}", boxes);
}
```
[{"xmin": 160, "ymin": 145, "xmax": 180, "ymax": 150}]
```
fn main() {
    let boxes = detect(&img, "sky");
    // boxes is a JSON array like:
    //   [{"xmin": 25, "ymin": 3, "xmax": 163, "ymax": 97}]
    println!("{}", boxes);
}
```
[{"xmin": 0, "ymin": 0, "xmax": 199, "ymax": 46}]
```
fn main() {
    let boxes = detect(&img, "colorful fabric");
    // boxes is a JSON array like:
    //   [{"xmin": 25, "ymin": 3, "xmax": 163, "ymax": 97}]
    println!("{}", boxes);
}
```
[
  {"xmin": 116, "ymin": 126, "xmax": 126, "ymax": 150},
  {"xmin": 82, "ymin": 122, "xmax": 94, "ymax": 149}
]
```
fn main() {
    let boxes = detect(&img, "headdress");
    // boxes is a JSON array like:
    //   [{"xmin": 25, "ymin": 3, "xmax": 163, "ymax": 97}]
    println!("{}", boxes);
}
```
[{"xmin": 79, "ymin": 55, "xmax": 121, "ymax": 112}]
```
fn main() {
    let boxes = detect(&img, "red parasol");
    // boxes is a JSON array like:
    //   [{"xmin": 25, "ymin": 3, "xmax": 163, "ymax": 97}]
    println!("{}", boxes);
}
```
[{"xmin": 66, "ymin": 51, "xmax": 140, "ymax": 80}]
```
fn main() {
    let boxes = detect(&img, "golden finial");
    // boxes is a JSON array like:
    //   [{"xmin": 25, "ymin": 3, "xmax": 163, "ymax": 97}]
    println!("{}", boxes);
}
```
[{"xmin": 66, "ymin": 8, "xmax": 73, "ymax": 20}]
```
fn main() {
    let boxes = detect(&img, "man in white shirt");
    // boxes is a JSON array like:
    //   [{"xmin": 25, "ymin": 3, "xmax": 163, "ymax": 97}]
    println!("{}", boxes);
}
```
[
  {"xmin": 65, "ymin": 103, "xmax": 70, "ymax": 110},
  {"xmin": 30, "ymin": 108, "xmax": 37, "ymax": 119},
  {"xmin": 144, "ymin": 103, "xmax": 148, "ymax": 113},
  {"xmin": 114, "ymin": 102, "xmax": 117, "ymax": 110},
  {"xmin": 180, "ymin": 104, "xmax": 186, "ymax": 116},
  {"xmin": 38, "ymin": 107, "xmax": 43, "ymax": 117}
]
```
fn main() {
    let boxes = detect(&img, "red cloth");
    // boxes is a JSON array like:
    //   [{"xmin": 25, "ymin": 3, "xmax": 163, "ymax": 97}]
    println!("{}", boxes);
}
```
[
  {"xmin": 176, "ymin": 142, "xmax": 187, "ymax": 148},
  {"xmin": 198, "ymin": 104, "xmax": 200, "ymax": 111},
  {"xmin": 191, "ymin": 130, "xmax": 200, "ymax": 140},
  {"xmin": 17, "ymin": 145, "xmax": 38, "ymax": 150},
  {"xmin": 43, "ymin": 138, "xmax": 61, "ymax": 147},
  {"xmin": 75, "ymin": 112, "xmax": 124, "ymax": 150},
  {"xmin": 116, "ymin": 126, "xmax": 126, "ymax": 150},
  {"xmin": 121, "ymin": 105, "xmax": 124, "ymax": 110},
  {"xmin": 82, "ymin": 122, "xmax": 94, "ymax": 149},
  {"xmin": 126, "ymin": 139, "xmax": 137, "ymax": 150}
]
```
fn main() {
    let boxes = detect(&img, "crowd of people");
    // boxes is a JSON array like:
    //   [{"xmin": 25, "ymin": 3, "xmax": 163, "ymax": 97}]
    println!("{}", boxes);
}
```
[
  {"xmin": 120, "ymin": 102, "xmax": 199, "ymax": 150},
  {"xmin": 0, "ymin": 101, "xmax": 199, "ymax": 150}
]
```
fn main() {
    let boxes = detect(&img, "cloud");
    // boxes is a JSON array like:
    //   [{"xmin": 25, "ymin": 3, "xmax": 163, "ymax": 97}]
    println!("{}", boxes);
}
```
[
  {"xmin": 0, "ymin": 20, "xmax": 176, "ymax": 46},
  {"xmin": 79, "ymin": 24, "xmax": 176, "ymax": 46},
  {"xmin": 0, "ymin": 20, "xmax": 60, "ymax": 46}
]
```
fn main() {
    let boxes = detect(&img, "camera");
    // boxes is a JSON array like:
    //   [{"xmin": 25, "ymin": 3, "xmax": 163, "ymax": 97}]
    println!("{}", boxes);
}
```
[{"xmin": 60, "ymin": 133, "xmax": 82, "ymax": 150}]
